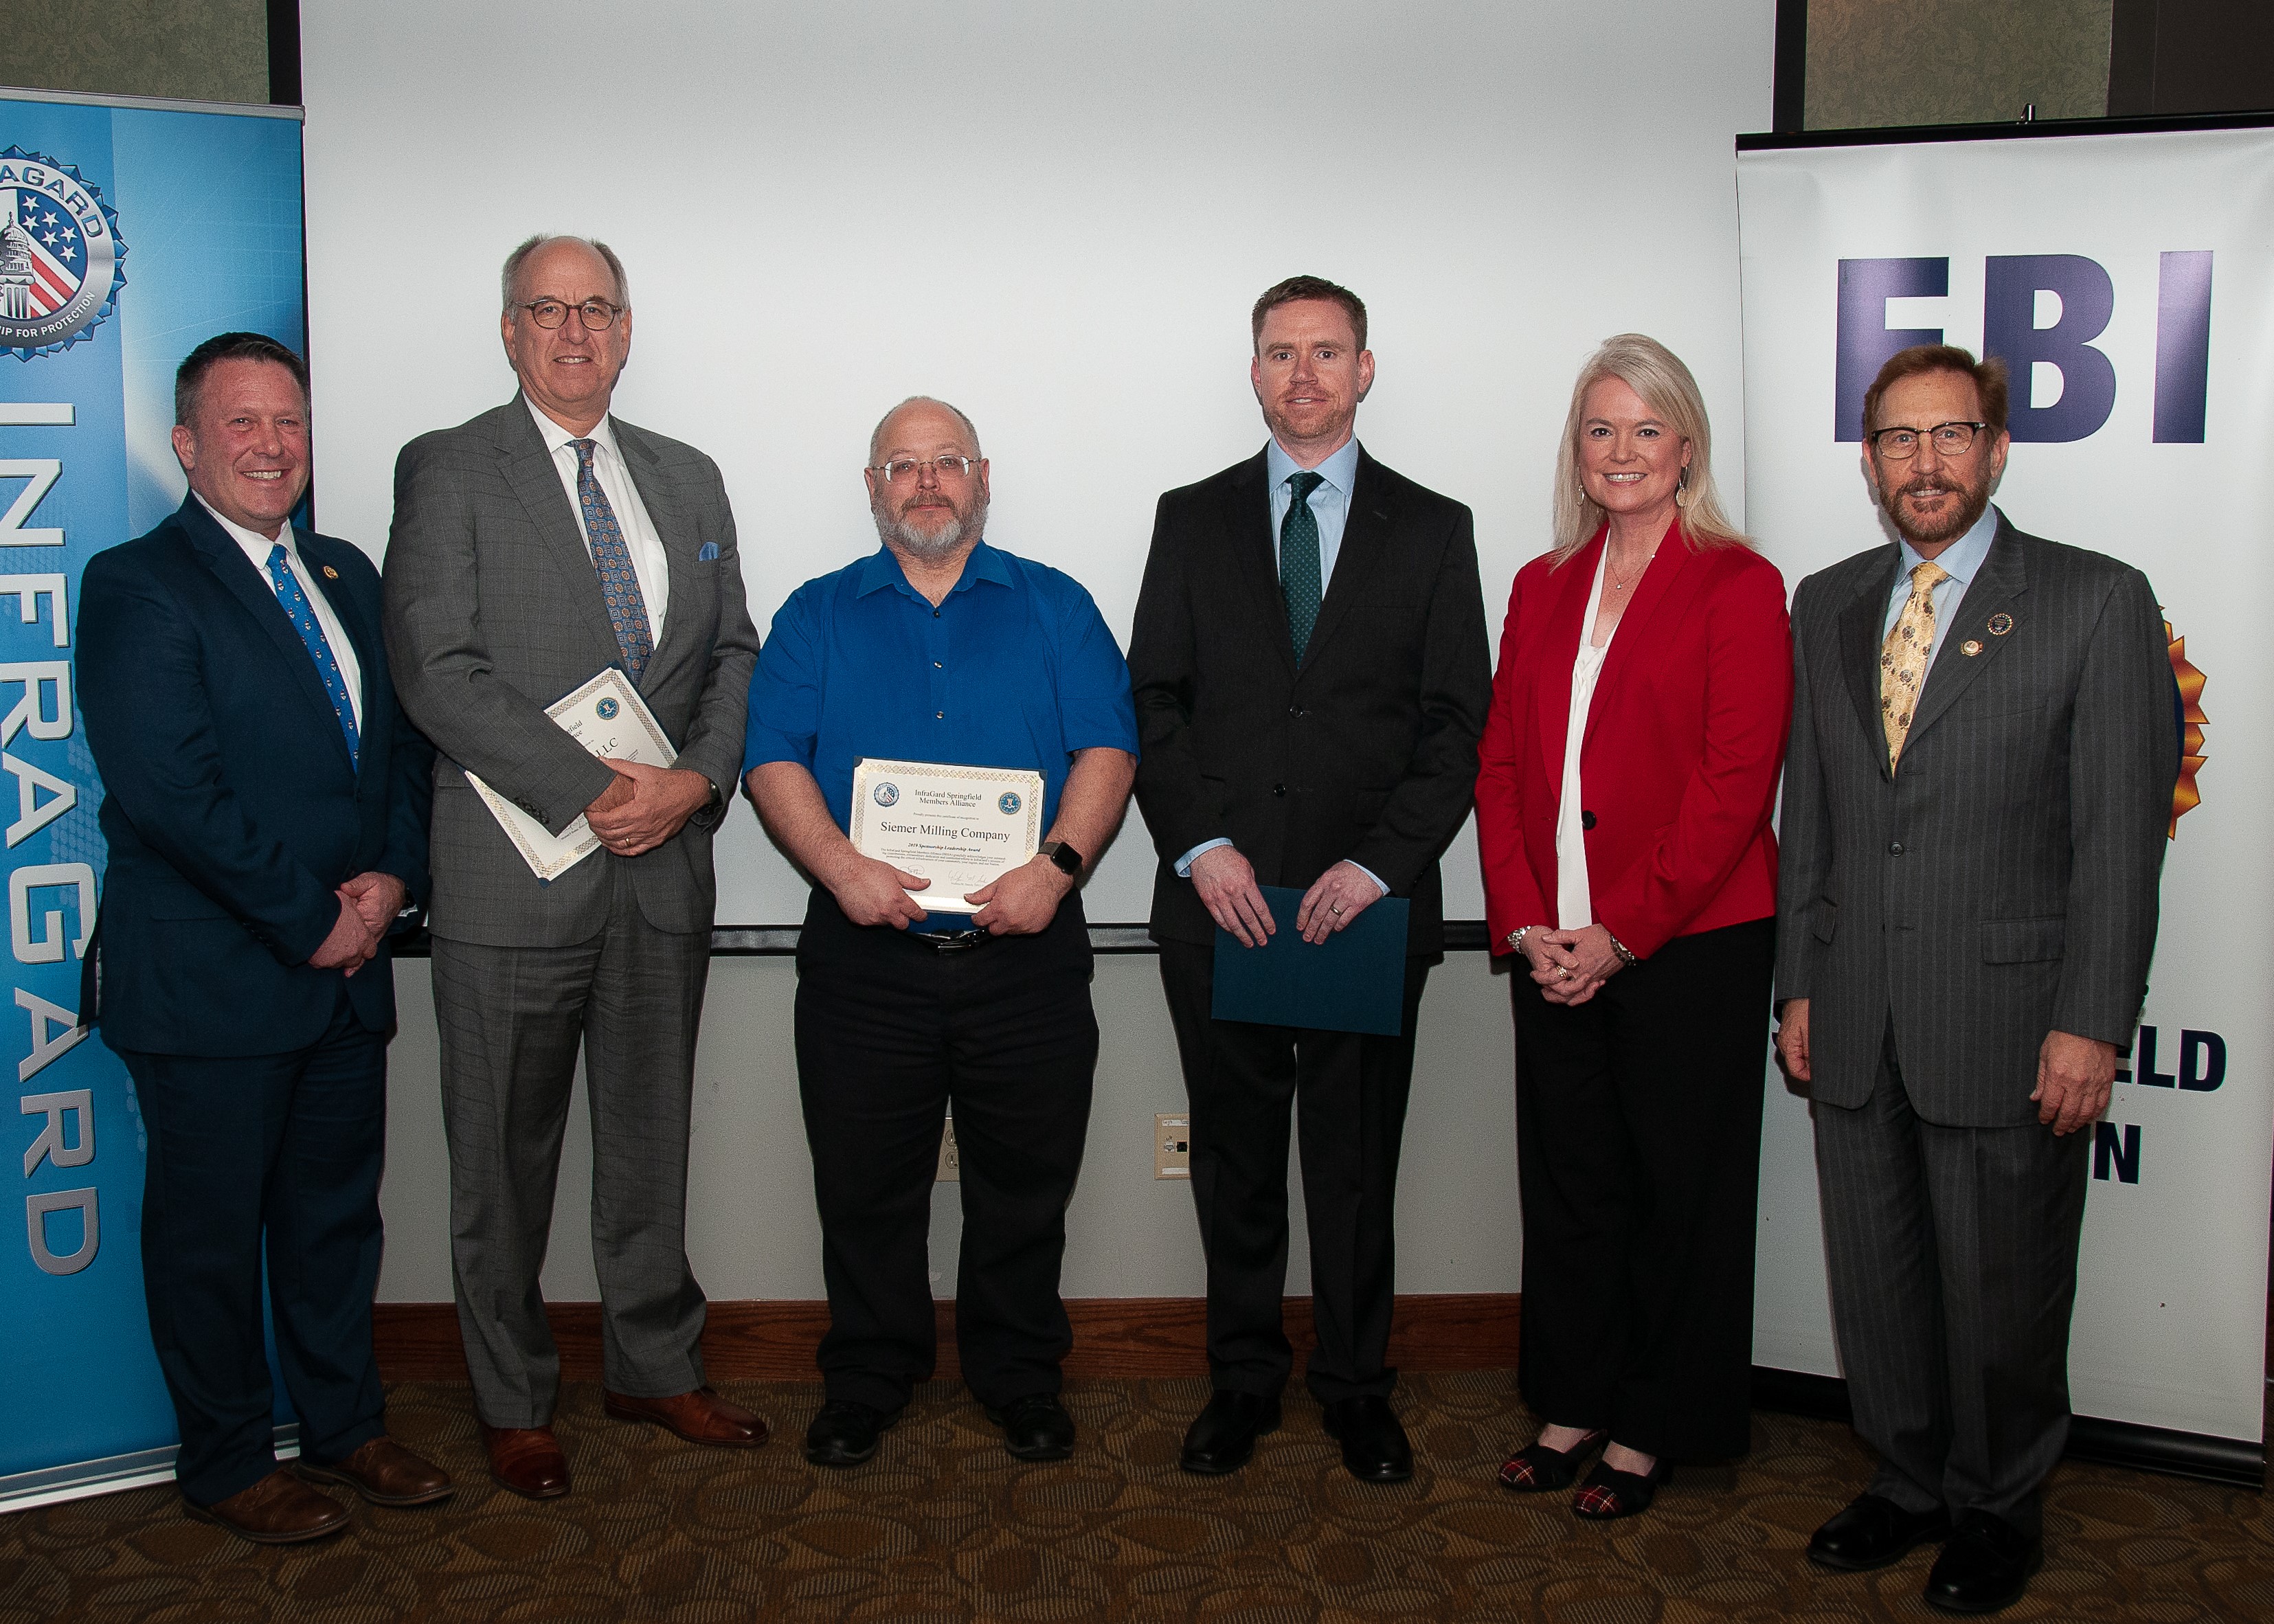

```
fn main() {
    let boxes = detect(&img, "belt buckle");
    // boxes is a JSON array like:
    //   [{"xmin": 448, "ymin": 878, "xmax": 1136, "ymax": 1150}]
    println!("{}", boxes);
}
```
[{"xmin": 927, "ymin": 927, "xmax": 989, "ymax": 954}]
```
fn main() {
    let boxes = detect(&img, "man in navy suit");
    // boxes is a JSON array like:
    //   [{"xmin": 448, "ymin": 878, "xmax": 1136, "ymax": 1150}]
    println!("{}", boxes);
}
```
[{"xmin": 76, "ymin": 333, "xmax": 448, "ymax": 1544}]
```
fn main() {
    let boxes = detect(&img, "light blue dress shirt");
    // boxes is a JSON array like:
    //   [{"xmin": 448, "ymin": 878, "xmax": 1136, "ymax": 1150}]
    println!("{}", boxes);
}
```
[
  {"xmin": 1265, "ymin": 435, "xmax": 1362, "ymax": 590},
  {"xmin": 1882, "ymin": 502, "xmax": 2000, "ymax": 675},
  {"xmin": 1174, "ymin": 436, "xmax": 1383, "ymax": 894}
]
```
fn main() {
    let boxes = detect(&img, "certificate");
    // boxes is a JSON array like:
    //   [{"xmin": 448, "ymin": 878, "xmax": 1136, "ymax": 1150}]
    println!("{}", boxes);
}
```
[
  {"xmin": 467, "ymin": 668, "xmax": 678, "ymax": 882},
  {"xmin": 849, "ymin": 757, "xmax": 1045, "ymax": 914}
]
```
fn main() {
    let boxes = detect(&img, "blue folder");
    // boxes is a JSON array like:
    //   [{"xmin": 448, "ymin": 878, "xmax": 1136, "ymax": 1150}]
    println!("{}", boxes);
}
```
[{"xmin": 1210, "ymin": 885, "xmax": 1411, "ymax": 1037}]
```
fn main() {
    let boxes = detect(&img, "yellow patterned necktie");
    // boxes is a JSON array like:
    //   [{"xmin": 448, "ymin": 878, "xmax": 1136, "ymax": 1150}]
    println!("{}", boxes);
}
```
[{"xmin": 1880, "ymin": 560, "xmax": 1949, "ymax": 769}]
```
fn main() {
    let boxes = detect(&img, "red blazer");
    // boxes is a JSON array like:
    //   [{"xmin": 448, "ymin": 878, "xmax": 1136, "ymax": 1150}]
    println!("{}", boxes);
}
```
[{"xmin": 1476, "ymin": 521, "xmax": 1792, "ymax": 960}]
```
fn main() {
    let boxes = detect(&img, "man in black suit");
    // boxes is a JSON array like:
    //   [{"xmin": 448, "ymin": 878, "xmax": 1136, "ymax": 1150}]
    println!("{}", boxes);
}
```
[
  {"xmin": 1129, "ymin": 276, "xmax": 1491, "ymax": 1482},
  {"xmin": 76, "ymin": 333, "xmax": 447, "ymax": 1542}
]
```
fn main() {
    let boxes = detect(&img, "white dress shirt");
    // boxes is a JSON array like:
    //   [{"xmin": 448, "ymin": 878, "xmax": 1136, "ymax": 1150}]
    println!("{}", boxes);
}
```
[
  {"xmin": 1555, "ymin": 546, "xmax": 1614, "ymax": 930},
  {"xmin": 527, "ymin": 399, "xmax": 671, "ymax": 644},
  {"xmin": 197, "ymin": 493, "xmax": 363, "ymax": 729},
  {"xmin": 1880, "ymin": 501, "xmax": 2000, "ymax": 675}
]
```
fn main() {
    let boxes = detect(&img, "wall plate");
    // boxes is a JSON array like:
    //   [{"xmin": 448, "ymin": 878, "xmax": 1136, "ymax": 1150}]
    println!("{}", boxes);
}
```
[{"xmin": 1156, "ymin": 1114, "xmax": 1190, "ymax": 1180}]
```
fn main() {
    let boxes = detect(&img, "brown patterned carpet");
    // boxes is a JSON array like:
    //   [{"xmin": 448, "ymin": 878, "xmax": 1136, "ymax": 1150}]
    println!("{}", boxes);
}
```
[{"xmin": 3, "ymin": 1376, "xmax": 2269, "ymax": 1623}]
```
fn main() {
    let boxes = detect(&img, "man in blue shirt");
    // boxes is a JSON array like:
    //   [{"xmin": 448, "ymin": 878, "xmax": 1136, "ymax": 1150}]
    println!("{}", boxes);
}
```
[{"xmin": 745, "ymin": 396, "xmax": 1138, "ymax": 1468}]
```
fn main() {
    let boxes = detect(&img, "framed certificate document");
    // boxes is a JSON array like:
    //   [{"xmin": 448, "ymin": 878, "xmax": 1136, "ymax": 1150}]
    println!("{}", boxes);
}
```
[
  {"xmin": 467, "ymin": 668, "xmax": 678, "ymax": 883},
  {"xmin": 849, "ymin": 758, "xmax": 1045, "ymax": 914}
]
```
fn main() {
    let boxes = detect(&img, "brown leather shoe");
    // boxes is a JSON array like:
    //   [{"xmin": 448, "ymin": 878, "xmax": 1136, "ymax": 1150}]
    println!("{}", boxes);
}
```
[
  {"xmin": 604, "ymin": 1385, "xmax": 769, "ymax": 1447},
  {"xmin": 479, "ymin": 1422, "xmax": 570, "ymax": 1500},
  {"xmin": 298, "ymin": 1436, "xmax": 455, "ymax": 1507},
  {"xmin": 185, "ymin": 1467, "xmax": 350, "ymax": 1544}
]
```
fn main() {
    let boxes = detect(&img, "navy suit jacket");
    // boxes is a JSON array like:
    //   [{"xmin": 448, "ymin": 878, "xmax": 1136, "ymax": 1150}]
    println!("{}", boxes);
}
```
[{"xmin": 77, "ymin": 496, "xmax": 433, "ymax": 1057}]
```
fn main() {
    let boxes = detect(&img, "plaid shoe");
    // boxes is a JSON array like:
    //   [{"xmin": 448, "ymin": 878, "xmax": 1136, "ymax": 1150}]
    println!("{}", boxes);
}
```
[
  {"xmin": 1496, "ymin": 1429, "xmax": 1607, "ymax": 1492},
  {"xmin": 1571, "ymin": 1458, "xmax": 1671, "ymax": 1520}
]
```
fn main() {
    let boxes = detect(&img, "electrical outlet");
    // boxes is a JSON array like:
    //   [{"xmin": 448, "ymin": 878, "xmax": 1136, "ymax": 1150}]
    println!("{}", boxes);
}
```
[
  {"xmin": 937, "ymin": 1115, "xmax": 959, "ymax": 1182},
  {"xmin": 1156, "ymin": 1114, "xmax": 1191, "ymax": 1180}
]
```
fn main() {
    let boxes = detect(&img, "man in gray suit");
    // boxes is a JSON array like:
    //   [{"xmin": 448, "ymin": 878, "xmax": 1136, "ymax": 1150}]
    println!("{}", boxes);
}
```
[
  {"xmin": 1775, "ymin": 345, "xmax": 2174, "ymax": 1614},
  {"xmin": 383, "ymin": 235, "xmax": 767, "ymax": 1498}
]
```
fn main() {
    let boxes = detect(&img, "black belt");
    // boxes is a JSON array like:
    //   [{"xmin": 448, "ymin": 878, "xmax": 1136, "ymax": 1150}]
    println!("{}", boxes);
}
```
[{"xmin": 914, "ymin": 927, "xmax": 993, "ymax": 954}]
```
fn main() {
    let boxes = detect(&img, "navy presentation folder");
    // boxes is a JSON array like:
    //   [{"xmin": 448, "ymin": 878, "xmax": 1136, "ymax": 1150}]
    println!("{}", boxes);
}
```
[{"xmin": 1210, "ymin": 885, "xmax": 1411, "ymax": 1037}]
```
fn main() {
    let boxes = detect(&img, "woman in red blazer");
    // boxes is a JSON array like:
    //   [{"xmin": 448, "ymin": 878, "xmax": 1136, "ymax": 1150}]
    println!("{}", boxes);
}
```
[{"xmin": 1476, "ymin": 335, "xmax": 1792, "ymax": 1520}]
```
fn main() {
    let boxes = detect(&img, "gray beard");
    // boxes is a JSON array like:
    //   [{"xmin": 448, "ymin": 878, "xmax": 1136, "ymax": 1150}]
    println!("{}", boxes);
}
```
[
  {"xmin": 1884, "ymin": 478, "xmax": 1990, "ymax": 548},
  {"xmin": 876, "ymin": 501, "xmax": 986, "ymax": 561}
]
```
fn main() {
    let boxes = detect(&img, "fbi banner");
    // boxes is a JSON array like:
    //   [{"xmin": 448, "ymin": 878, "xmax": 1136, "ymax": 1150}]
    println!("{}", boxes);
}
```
[{"xmin": 0, "ymin": 87, "xmax": 306, "ymax": 1511}]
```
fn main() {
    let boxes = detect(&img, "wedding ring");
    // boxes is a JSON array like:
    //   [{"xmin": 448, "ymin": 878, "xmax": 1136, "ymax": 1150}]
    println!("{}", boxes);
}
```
[
  {"xmin": 1329, "ymin": 903, "xmax": 1344, "ymax": 916},
  {"xmin": 1555, "ymin": 966, "xmax": 1571, "ymax": 979}
]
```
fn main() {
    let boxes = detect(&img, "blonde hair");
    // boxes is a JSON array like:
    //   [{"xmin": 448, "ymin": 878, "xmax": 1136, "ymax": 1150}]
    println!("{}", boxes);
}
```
[{"xmin": 1550, "ymin": 334, "xmax": 1746, "ymax": 563}]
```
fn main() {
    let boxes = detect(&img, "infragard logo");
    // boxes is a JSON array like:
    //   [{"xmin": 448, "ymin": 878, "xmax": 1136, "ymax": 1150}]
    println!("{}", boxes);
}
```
[{"xmin": 0, "ymin": 148, "xmax": 125, "ymax": 361}]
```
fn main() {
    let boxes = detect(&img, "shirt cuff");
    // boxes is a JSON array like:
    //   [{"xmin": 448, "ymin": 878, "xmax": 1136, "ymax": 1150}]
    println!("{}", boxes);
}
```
[
  {"xmin": 1174, "ymin": 837, "xmax": 1232, "ymax": 877},
  {"xmin": 1347, "ymin": 861, "xmax": 1390, "ymax": 896}
]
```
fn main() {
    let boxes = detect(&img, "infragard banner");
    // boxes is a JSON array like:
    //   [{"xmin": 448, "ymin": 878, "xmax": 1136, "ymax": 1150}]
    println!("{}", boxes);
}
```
[
  {"xmin": 0, "ymin": 88, "xmax": 305, "ymax": 1509},
  {"xmin": 1738, "ymin": 126, "xmax": 2274, "ymax": 1456}
]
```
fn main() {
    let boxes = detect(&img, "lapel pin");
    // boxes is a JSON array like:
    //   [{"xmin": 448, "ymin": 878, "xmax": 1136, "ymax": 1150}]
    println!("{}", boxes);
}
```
[
  {"xmin": 1961, "ymin": 639, "xmax": 1984, "ymax": 657},
  {"xmin": 1987, "ymin": 611, "xmax": 2014, "ymax": 635},
  {"xmin": 321, "ymin": 565, "xmax": 339, "ymax": 579}
]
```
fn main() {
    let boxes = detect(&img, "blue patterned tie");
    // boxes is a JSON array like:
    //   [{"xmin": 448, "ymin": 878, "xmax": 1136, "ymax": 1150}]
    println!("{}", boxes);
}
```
[
  {"xmin": 572, "ymin": 438, "xmax": 655, "ymax": 682},
  {"xmin": 265, "ymin": 543, "xmax": 359, "ymax": 770},
  {"xmin": 1281, "ymin": 470, "xmax": 1325, "ymax": 661}
]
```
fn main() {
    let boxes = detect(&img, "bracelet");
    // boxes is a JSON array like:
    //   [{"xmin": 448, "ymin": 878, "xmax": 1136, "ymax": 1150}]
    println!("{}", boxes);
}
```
[
  {"xmin": 1505, "ymin": 926, "xmax": 1531, "ymax": 954},
  {"xmin": 1606, "ymin": 932, "xmax": 1639, "ymax": 968}
]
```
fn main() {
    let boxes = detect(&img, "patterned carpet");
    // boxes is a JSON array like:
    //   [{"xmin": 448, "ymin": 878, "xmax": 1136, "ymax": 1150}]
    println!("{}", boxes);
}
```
[{"xmin": 3, "ymin": 1376, "xmax": 2269, "ymax": 1623}]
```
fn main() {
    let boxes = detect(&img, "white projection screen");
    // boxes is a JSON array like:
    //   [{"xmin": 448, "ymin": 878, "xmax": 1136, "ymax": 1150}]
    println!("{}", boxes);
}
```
[{"xmin": 300, "ymin": 0, "xmax": 1774, "ymax": 926}]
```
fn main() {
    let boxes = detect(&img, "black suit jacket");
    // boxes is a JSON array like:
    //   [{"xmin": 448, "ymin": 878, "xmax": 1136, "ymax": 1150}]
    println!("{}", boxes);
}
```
[
  {"xmin": 1128, "ymin": 447, "xmax": 1491, "ymax": 955},
  {"xmin": 77, "ymin": 496, "xmax": 434, "ymax": 1056}
]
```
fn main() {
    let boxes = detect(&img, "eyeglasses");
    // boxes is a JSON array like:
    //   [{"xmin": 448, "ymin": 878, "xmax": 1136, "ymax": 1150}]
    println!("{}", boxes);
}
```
[
  {"xmin": 515, "ymin": 297, "xmax": 623, "ymax": 330},
  {"xmin": 1869, "ymin": 421, "xmax": 1986, "ymax": 460},
  {"xmin": 871, "ymin": 456, "xmax": 978, "ymax": 483}
]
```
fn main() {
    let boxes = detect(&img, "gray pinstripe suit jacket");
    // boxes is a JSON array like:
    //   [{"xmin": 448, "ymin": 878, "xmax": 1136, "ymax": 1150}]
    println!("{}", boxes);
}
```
[
  {"xmin": 1775, "ymin": 512, "xmax": 2176, "ymax": 1127},
  {"xmin": 381, "ymin": 398, "xmax": 761, "ymax": 947}
]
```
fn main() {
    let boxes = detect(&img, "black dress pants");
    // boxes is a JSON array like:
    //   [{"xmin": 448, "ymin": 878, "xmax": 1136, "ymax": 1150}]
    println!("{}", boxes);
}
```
[
  {"xmin": 1511, "ymin": 916, "xmax": 1773, "ymax": 1461},
  {"xmin": 1157, "ymin": 940, "xmax": 1432, "ymax": 1405},
  {"xmin": 795, "ymin": 892, "xmax": 1098, "ymax": 1412},
  {"xmin": 122, "ymin": 986, "xmax": 390, "ymax": 1507}
]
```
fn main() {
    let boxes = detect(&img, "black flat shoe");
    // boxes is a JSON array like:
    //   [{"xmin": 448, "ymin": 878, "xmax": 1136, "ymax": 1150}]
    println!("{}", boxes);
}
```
[
  {"xmin": 803, "ymin": 1399, "xmax": 901, "ymax": 1468},
  {"xmin": 1808, "ymin": 1492, "xmax": 1952, "ymax": 1571},
  {"xmin": 1923, "ymin": 1509, "xmax": 2042, "ymax": 1614},
  {"xmin": 1178, "ymin": 1390, "xmax": 1281, "ymax": 1475},
  {"xmin": 1571, "ymin": 1456, "xmax": 1670, "ymax": 1520},
  {"xmin": 1496, "ymin": 1428, "xmax": 1607, "ymax": 1492},
  {"xmin": 984, "ymin": 1393, "xmax": 1075, "ymax": 1462},
  {"xmin": 1321, "ymin": 1395, "xmax": 1413, "ymax": 1484}
]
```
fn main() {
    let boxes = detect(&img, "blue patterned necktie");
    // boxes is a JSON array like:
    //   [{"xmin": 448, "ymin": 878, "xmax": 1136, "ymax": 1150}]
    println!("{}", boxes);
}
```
[
  {"xmin": 1281, "ymin": 469, "xmax": 1325, "ymax": 661},
  {"xmin": 572, "ymin": 438, "xmax": 655, "ymax": 682},
  {"xmin": 265, "ymin": 542, "xmax": 359, "ymax": 770}
]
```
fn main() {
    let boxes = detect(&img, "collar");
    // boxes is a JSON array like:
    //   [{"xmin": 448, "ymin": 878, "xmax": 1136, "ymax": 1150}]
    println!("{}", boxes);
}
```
[
  {"xmin": 193, "ymin": 491, "xmax": 297, "ymax": 564},
  {"xmin": 1898, "ymin": 501, "xmax": 2000, "ymax": 588},
  {"xmin": 1265, "ymin": 434, "xmax": 1362, "ymax": 499},
  {"xmin": 526, "ymin": 396, "xmax": 622, "ymax": 463},
  {"xmin": 854, "ymin": 538, "xmax": 1014, "ymax": 599}
]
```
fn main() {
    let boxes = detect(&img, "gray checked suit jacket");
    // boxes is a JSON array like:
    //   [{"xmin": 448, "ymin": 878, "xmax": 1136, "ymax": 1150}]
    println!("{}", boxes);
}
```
[
  {"xmin": 381, "ymin": 398, "xmax": 761, "ymax": 947},
  {"xmin": 1774, "ymin": 512, "xmax": 2176, "ymax": 1127}
]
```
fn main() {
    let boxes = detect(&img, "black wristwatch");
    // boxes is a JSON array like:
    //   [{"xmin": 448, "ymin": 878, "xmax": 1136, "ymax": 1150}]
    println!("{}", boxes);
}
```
[{"xmin": 1038, "ymin": 839, "xmax": 1084, "ymax": 877}]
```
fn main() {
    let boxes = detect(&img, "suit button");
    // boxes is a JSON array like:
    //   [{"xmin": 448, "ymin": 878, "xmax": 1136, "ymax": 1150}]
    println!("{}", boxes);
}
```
[
  {"xmin": 1580, "ymin": 810, "xmax": 1597, "ymax": 831},
  {"xmin": 1272, "ymin": 783, "xmax": 1287, "ymax": 797},
  {"xmin": 1889, "ymin": 842, "xmax": 1904, "ymax": 855}
]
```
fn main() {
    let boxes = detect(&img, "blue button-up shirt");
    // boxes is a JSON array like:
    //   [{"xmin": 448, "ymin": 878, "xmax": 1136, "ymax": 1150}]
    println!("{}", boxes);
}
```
[
  {"xmin": 1882, "ymin": 501, "xmax": 2000, "ymax": 674},
  {"xmin": 1265, "ymin": 434, "xmax": 1362, "ymax": 591},
  {"xmin": 745, "ymin": 540, "xmax": 1138, "ymax": 924}
]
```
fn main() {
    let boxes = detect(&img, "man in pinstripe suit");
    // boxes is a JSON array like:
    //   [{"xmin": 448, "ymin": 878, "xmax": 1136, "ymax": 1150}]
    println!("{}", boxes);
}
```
[{"xmin": 1775, "ymin": 346, "xmax": 2175, "ymax": 1614}]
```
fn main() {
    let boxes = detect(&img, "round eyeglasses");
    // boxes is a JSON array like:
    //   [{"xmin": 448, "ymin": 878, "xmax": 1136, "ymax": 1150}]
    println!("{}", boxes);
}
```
[
  {"xmin": 1869, "ymin": 421, "xmax": 1986, "ymax": 460},
  {"xmin": 871, "ymin": 456, "xmax": 978, "ymax": 483},
  {"xmin": 515, "ymin": 297, "xmax": 623, "ymax": 330}
]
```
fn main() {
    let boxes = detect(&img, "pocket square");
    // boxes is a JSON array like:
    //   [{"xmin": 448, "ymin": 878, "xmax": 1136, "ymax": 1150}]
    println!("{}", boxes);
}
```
[{"xmin": 697, "ymin": 541, "xmax": 720, "ymax": 562}]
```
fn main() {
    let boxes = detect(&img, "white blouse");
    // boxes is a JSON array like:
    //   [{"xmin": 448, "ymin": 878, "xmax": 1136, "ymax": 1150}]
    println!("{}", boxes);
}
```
[{"xmin": 1555, "ymin": 547, "xmax": 1615, "ymax": 930}]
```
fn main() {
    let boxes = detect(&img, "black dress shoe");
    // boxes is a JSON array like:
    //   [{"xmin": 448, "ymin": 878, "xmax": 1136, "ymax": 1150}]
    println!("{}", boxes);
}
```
[
  {"xmin": 803, "ymin": 1399, "xmax": 901, "ymax": 1468},
  {"xmin": 1179, "ymin": 1390, "xmax": 1281, "ymax": 1475},
  {"xmin": 984, "ymin": 1393, "xmax": 1074, "ymax": 1462},
  {"xmin": 1808, "ymin": 1492, "xmax": 1952, "ymax": 1572},
  {"xmin": 1320, "ymin": 1395, "xmax": 1413, "ymax": 1484},
  {"xmin": 1923, "ymin": 1509, "xmax": 2042, "ymax": 1614}
]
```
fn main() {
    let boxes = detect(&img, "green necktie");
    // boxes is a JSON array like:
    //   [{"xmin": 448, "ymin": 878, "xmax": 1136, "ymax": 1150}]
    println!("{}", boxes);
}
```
[{"xmin": 1281, "ymin": 469, "xmax": 1325, "ymax": 661}]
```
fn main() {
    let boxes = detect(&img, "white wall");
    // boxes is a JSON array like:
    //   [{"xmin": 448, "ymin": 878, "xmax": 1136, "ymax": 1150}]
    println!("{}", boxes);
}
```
[
  {"xmin": 301, "ymin": 0, "xmax": 1776, "ymax": 928},
  {"xmin": 306, "ymin": 0, "xmax": 1775, "ymax": 1304}
]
